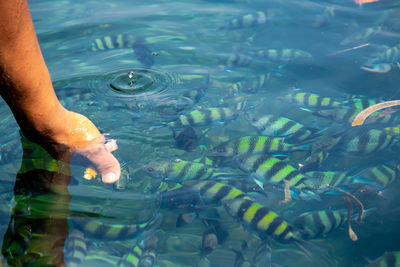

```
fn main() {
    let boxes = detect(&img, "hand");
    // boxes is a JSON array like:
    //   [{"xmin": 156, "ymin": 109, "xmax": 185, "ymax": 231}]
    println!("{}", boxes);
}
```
[{"xmin": 35, "ymin": 110, "xmax": 121, "ymax": 184}]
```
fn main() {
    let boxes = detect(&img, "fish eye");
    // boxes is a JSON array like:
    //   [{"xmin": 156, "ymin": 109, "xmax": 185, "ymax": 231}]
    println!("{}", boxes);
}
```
[{"xmin": 147, "ymin": 167, "xmax": 154, "ymax": 172}]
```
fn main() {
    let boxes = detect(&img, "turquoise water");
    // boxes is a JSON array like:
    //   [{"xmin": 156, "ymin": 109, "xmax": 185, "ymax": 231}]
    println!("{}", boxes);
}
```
[{"xmin": 1, "ymin": 0, "xmax": 400, "ymax": 266}]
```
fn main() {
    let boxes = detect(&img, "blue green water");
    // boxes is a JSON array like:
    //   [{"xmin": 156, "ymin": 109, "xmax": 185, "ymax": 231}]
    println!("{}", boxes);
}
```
[{"xmin": 1, "ymin": 0, "xmax": 400, "ymax": 266}]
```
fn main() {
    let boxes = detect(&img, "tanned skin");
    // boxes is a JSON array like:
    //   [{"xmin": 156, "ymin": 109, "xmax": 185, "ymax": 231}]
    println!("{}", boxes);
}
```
[{"xmin": 0, "ymin": 0, "xmax": 120, "ymax": 183}]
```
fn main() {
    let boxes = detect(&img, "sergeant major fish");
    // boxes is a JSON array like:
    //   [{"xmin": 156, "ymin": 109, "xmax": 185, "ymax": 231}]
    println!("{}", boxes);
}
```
[
  {"xmin": 332, "ymin": 127, "xmax": 396, "ymax": 155},
  {"xmin": 168, "ymin": 101, "xmax": 247, "ymax": 128},
  {"xmin": 228, "ymin": 73, "xmax": 271, "ymax": 96},
  {"xmin": 90, "ymin": 34, "xmax": 154, "ymax": 67},
  {"xmin": 142, "ymin": 159, "xmax": 236, "ymax": 182},
  {"xmin": 236, "ymin": 154, "xmax": 313, "ymax": 192},
  {"xmin": 71, "ymin": 214, "xmax": 158, "ymax": 241},
  {"xmin": 247, "ymin": 114, "xmax": 321, "ymax": 143},
  {"xmin": 279, "ymin": 89, "xmax": 344, "ymax": 110},
  {"xmin": 224, "ymin": 197, "xmax": 301, "ymax": 243},
  {"xmin": 209, "ymin": 135, "xmax": 307, "ymax": 157},
  {"xmin": 251, "ymin": 48, "xmax": 312, "ymax": 63},
  {"xmin": 219, "ymin": 10, "xmax": 278, "ymax": 30},
  {"xmin": 294, "ymin": 209, "xmax": 347, "ymax": 239}
]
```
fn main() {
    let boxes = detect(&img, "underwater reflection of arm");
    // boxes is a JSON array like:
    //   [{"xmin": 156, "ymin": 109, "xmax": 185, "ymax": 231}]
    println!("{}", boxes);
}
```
[{"xmin": 2, "ymin": 137, "xmax": 72, "ymax": 266}]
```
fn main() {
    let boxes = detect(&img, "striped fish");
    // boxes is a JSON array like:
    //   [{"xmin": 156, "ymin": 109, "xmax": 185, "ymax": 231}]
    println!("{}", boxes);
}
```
[
  {"xmin": 279, "ymin": 90, "xmax": 343, "ymax": 109},
  {"xmin": 236, "ymin": 154, "xmax": 312, "ymax": 190},
  {"xmin": 219, "ymin": 53, "xmax": 253, "ymax": 67},
  {"xmin": 252, "ymin": 48, "xmax": 312, "ymax": 63},
  {"xmin": 228, "ymin": 74, "xmax": 270, "ymax": 96},
  {"xmin": 294, "ymin": 209, "xmax": 346, "ymax": 239},
  {"xmin": 334, "ymin": 128, "xmax": 396, "ymax": 155},
  {"xmin": 366, "ymin": 251, "xmax": 400, "ymax": 267},
  {"xmin": 183, "ymin": 180, "xmax": 250, "ymax": 205},
  {"xmin": 220, "ymin": 10, "xmax": 277, "ymax": 30},
  {"xmin": 118, "ymin": 236, "xmax": 158, "ymax": 267},
  {"xmin": 341, "ymin": 26, "xmax": 383, "ymax": 46},
  {"xmin": 71, "ymin": 215, "xmax": 156, "ymax": 240},
  {"xmin": 247, "ymin": 114, "xmax": 319, "ymax": 143},
  {"xmin": 303, "ymin": 171, "xmax": 355, "ymax": 191},
  {"xmin": 346, "ymin": 98, "xmax": 384, "ymax": 111},
  {"xmin": 90, "ymin": 34, "xmax": 141, "ymax": 51},
  {"xmin": 224, "ymin": 197, "xmax": 299, "ymax": 242},
  {"xmin": 169, "ymin": 102, "xmax": 246, "ymax": 128},
  {"xmin": 90, "ymin": 34, "xmax": 153, "ymax": 67},
  {"xmin": 209, "ymin": 136, "xmax": 302, "ymax": 157},
  {"xmin": 354, "ymin": 162, "xmax": 400, "ymax": 188},
  {"xmin": 313, "ymin": 107, "xmax": 360, "ymax": 124},
  {"xmin": 142, "ymin": 159, "xmax": 233, "ymax": 182},
  {"xmin": 64, "ymin": 230, "xmax": 87, "ymax": 267}
]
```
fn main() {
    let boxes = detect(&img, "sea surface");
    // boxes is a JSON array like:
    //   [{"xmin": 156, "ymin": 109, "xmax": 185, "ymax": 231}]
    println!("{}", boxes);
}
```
[{"xmin": 1, "ymin": 0, "xmax": 400, "ymax": 266}]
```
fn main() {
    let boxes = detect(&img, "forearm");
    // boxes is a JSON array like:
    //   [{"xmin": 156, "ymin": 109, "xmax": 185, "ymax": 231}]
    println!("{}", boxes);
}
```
[{"xmin": 0, "ymin": 0, "xmax": 65, "ymax": 139}]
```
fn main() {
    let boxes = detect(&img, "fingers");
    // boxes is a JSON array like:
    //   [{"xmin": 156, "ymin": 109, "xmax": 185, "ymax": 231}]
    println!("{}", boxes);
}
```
[
  {"xmin": 76, "ymin": 138, "xmax": 121, "ymax": 184},
  {"xmin": 100, "ymin": 152, "xmax": 121, "ymax": 183}
]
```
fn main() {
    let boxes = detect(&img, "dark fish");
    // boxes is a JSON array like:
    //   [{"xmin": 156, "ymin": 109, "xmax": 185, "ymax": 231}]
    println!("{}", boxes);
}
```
[
  {"xmin": 201, "ymin": 228, "xmax": 218, "ymax": 255},
  {"xmin": 366, "ymin": 251, "xmax": 400, "ymax": 267},
  {"xmin": 173, "ymin": 127, "xmax": 198, "ymax": 151}
]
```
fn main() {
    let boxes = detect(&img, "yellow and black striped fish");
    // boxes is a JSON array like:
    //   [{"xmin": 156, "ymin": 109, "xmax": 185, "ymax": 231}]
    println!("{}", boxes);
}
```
[
  {"xmin": 304, "ymin": 171, "xmax": 356, "ymax": 191},
  {"xmin": 90, "ymin": 34, "xmax": 154, "ymax": 67},
  {"xmin": 294, "ymin": 209, "xmax": 346, "ymax": 239},
  {"xmin": 236, "ymin": 154, "xmax": 312, "ymax": 190},
  {"xmin": 334, "ymin": 128, "xmax": 396, "ymax": 155},
  {"xmin": 354, "ymin": 162, "xmax": 400, "ymax": 188},
  {"xmin": 118, "ymin": 235, "xmax": 158, "ymax": 267},
  {"xmin": 247, "ymin": 114, "xmax": 319, "ymax": 143},
  {"xmin": 224, "ymin": 197, "xmax": 299, "ymax": 242},
  {"xmin": 220, "ymin": 10, "xmax": 277, "ymax": 30},
  {"xmin": 64, "ymin": 230, "xmax": 87, "ymax": 267},
  {"xmin": 183, "ymin": 180, "xmax": 250, "ymax": 205},
  {"xmin": 71, "ymin": 215, "xmax": 156, "ymax": 241},
  {"xmin": 279, "ymin": 89, "xmax": 343, "ymax": 110},
  {"xmin": 209, "ymin": 135, "xmax": 304, "ymax": 157},
  {"xmin": 252, "ymin": 48, "xmax": 312, "ymax": 63},
  {"xmin": 228, "ymin": 74, "xmax": 270, "ymax": 96},
  {"xmin": 142, "ymin": 159, "xmax": 234, "ymax": 182},
  {"xmin": 169, "ymin": 102, "xmax": 247, "ymax": 128}
]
